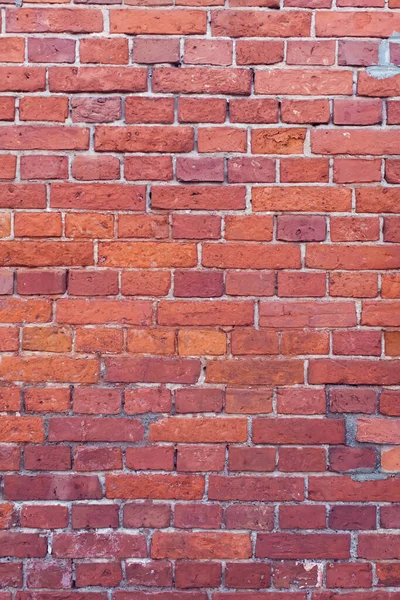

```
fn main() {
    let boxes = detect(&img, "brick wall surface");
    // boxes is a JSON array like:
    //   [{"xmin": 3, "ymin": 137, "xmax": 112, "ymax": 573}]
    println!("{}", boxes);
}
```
[{"xmin": 0, "ymin": 0, "xmax": 400, "ymax": 597}]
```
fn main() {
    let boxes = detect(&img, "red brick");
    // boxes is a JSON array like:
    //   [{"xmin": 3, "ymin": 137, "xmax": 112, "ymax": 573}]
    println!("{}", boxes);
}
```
[
  {"xmin": 231, "ymin": 328, "xmax": 279, "ymax": 355},
  {"xmin": 260, "ymin": 301, "xmax": 355, "ymax": 328},
  {"xmin": 255, "ymin": 69, "xmax": 352, "ymax": 95},
  {"xmin": 0, "ymin": 446, "xmax": 21, "ymax": 471},
  {"xmin": 229, "ymin": 447, "xmax": 275, "ymax": 472},
  {"xmin": 105, "ymin": 355, "xmax": 201, "ymax": 384},
  {"xmin": 121, "ymin": 271, "xmax": 171, "ymax": 296},
  {"xmin": 228, "ymin": 158, "xmax": 276, "ymax": 183},
  {"xmin": 0, "ymin": 68, "xmax": 45, "ymax": 92},
  {"xmin": 28, "ymin": 38, "xmax": 76, "ymax": 63},
  {"xmin": 230, "ymin": 99, "xmax": 278, "ymax": 124},
  {"xmin": 52, "ymin": 532, "xmax": 147, "ymax": 558},
  {"xmin": 277, "ymin": 388, "xmax": 326, "ymax": 415},
  {"xmin": 175, "ymin": 388, "xmax": 222, "ymax": 413},
  {"xmin": 0, "ymin": 386, "xmax": 20, "ymax": 411},
  {"xmin": 123, "ymin": 502, "xmax": 171, "ymax": 528},
  {"xmin": 253, "ymin": 417, "xmax": 344, "ymax": 444},
  {"xmin": 0, "ymin": 127, "xmax": 88, "ymax": 150},
  {"xmin": 74, "ymin": 447, "xmax": 122, "ymax": 471},
  {"xmin": 281, "ymin": 330, "xmax": 329, "ymax": 355},
  {"xmin": 175, "ymin": 503, "xmax": 223, "ymax": 528},
  {"xmin": 329, "ymin": 505, "xmax": 376, "ymax": 530},
  {"xmin": 151, "ymin": 531, "xmax": 251, "ymax": 559},
  {"xmin": 5, "ymin": 474, "xmax": 102, "ymax": 501},
  {"xmin": 76, "ymin": 563, "xmax": 122, "ymax": 588},
  {"xmin": 72, "ymin": 156, "xmax": 120, "ymax": 180},
  {"xmin": 177, "ymin": 157, "xmax": 224, "ymax": 182},
  {"xmin": 329, "ymin": 447, "xmax": 377, "ymax": 472},
  {"xmin": 225, "ymin": 563, "xmax": 271, "ymax": 588},
  {"xmin": 225, "ymin": 505, "xmax": 273, "ymax": 530},
  {"xmin": 331, "ymin": 216, "xmax": 380, "ymax": 241},
  {"xmin": 198, "ymin": 127, "xmax": 247, "ymax": 152},
  {"xmin": 281, "ymin": 99, "xmax": 330, "ymax": 123},
  {"xmin": 279, "ymin": 447, "xmax": 326, "ymax": 472},
  {"xmin": 80, "ymin": 38, "xmax": 128, "ymax": 64},
  {"xmin": 125, "ymin": 157, "xmax": 172, "ymax": 181},
  {"xmin": 68, "ymin": 270, "xmax": 118, "ymax": 296},
  {"xmin": 333, "ymin": 99, "xmax": 382, "ymax": 125},
  {"xmin": 57, "ymin": 299, "xmax": 152, "ymax": 325},
  {"xmin": 252, "ymin": 128, "xmax": 305, "ymax": 154},
  {"xmin": 0, "ymin": 156, "xmax": 16, "ymax": 180},
  {"xmin": 177, "ymin": 445, "xmax": 225, "ymax": 472},
  {"xmin": 279, "ymin": 505, "xmax": 326, "ymax": 529},
  {"xmin": 178, "ymin": 98, "xmax": 226, "ymax": 123},
  {"xmin": 278, "ymin": 272, "xmax": 326, "ymax": 297},
  {"xmin": 50, "ymin": 67, "xmax": 147, "ymax": 93},
  {"xmin": 184, "ymin": 39, "xmax": 232, "ymax": 65},
  {"xmin": 126, "ymin": 446, "xmax": 174, "ymax": 470},
  {"xmin": 316, "ymin": 11, "xmax": 400, "ymax": 36},
  {"xmin": 273, "ymin": 561, "xmax": 319, "ymax": 589},
  {"xmin": 65, "ymin": 214, "xmax": 114, "ymax": 239},
  {"xmin": 75, "ymin": 328, "xmax": 123, "ymax": 353},
  {"xmin": 386, "ymin": 159, "xmax": 400, "ymax": 184},
  {"xmin": 158, "ymin": 300, "xmax": 253, "ymax": 326},
  {"xmin": 312, "ymin": 129, "xmax": 400, "ymax": 155},
  {"xmin": 21, "ymin": 505, "xmax": 68, "ymax": 529},
  {"xmin": 329, "ymin": 272, "xmax": 378, "ymax": 298},
  {"xmin": 376, "ymin": 563, "xmax": 400, "ymax": 586},
  {"xmin": 287, "ymin": 40, "xmax": 335, "ymax": 65},
  {"xmin": 25, "ymin": 446, "xmax": 71, "ymax": 471},
  {"xmin": 280, "ymin": 158, "xmax": 329, "ymax": 183},
  {"xmin": 338, "ymin": 40, "xmax": 379, "ymax": 66},
  {"xmin": 14, "ymin": 212, "xmax": 62, "ymax": 237},
  {"xmin": 309, "ymin": 359, "xmax": 400, "ymax": 385},
  {"xmin": 175, "ymin": 562, "xmax": 222, "ymax": 589},
  {"xmin": 126, "ymin": 561, "xmax": 172, "ymax": 587},
  {"xmin": 150, "ymin": 416, "xmax": 246, "ymax": 442},
  {"xmin": 226, "ymin": 271, "xmax": 275, "ymax": 296},
  {"xmin": 308, "ymin": 245, "xmax": 400, "ymax": 270},
  {"xmin": 21, "ymin": 156, "xmax": 68, "ymax": 180},
  {"xmin": 71, "ymin": 97, "xmax": 122, "ymax": 123},
  {"xmin": 133, "ymin": 38, "xmax": 180, "ymax": 63},
  {"xmin": 332, "ymin": 330, "xmax": 381, "ymax": 356},
  {"xmin": 211, "ymin": 10, "xmax": 311, "ymax": 37},
  {"xmin": 126, "ymin": 97, "xmax": 174, "ymax": 124},
  {"xmin": 0, "ymin": 564, "xmax": 22, "ymax": 588},
  {"xmin": 26, "ymin": 561, "xmax": 72, "ymax": 589},
  {"xmin": 172, "ymin": 215, "xmax": 221, "ymax": 239},
  {"xmin": 124, "ymin": 388, "xmax": 171, "ymax": 414},
  {"xmin": 254, "ymin": 187, "xmax": 351, "ymax": 212},
  {"xmin": 49, "ymin": 417, "xmax": 144, "ymax": 442},
  {"xmin": 174, "ymin": 271, "xmax": 223, "ymax": 298},
  {"xmin": 72, "ymin": 504, "xmax": 119, "ymax": 528},
  {"xmin": 7, "ymin": 8, "xmax": 103, "ymax": 32},
  {"xmin": 20, "ymin": 96, "xmax": 68, "ymax": 122},
  {"xmin": 96, "ymin": 127, "xmax": 194, "ymax": 153},
  {"xmin": 236, "ymin": 40, "xmax": 284, "ymax": 64},
  {"xmin": 326, "ymin": 563, "xmax": 373, "ymax": 588},
  {"xmin": 0, "ymin": 98, "xmax": 15, "ymax": 121},
  {"xmin": 203, "ymin": 243, "xmax": 300, "ymax": 269},
  {"xmin": 256, "ymin": 533, "xmax": 350, "ymax": 559},
  {"xmin": 106, "ymin": 473, "xmax": 204, "ymax": 500},
  {"xmin": 110, "ymin": 9, "xmax": 206, "ymax": 34},
  {"xmin": 329, "ymin": 387, "xmax": 377, "ymax": 412},
  {"xmin": 153, "ymin": 67, "xmax": 251, "ymax": 95}
]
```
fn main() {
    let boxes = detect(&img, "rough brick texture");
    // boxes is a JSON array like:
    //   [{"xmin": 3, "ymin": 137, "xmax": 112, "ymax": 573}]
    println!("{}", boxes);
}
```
[{"xmin": 0, "ymin": 0, "xmax": 399, "ymax": 597}]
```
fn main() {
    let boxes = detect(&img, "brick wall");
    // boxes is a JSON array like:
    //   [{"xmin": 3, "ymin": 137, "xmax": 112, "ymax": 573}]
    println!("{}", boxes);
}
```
[{"xmin": 0, "ymin": 0, "xmax": 400, "ymax": 598}]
